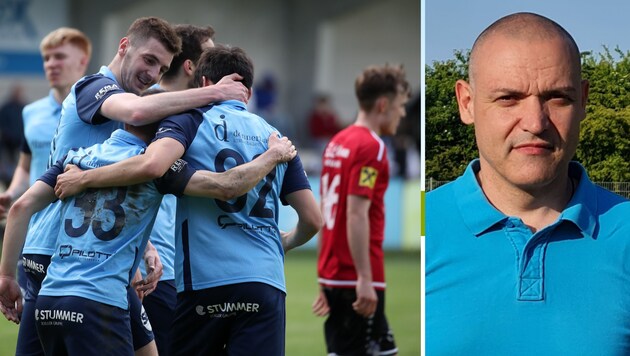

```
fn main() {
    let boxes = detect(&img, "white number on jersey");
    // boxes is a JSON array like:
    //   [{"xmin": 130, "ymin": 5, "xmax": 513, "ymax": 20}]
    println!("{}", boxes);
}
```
[{"xmin": 321, "ymin": 173, "xmax": 340, "ymax": 230}]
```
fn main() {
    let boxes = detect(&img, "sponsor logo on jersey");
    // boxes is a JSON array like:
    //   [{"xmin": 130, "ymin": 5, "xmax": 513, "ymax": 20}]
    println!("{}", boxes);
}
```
[
  {"xmin": 156, "ymin": 127, "xmax": 172, "ymax": 135},
  {"xmin": 35, "ymin": 308, "xmax": 84, "ymax": 325},
  {"xmin": 195, "ymin": 302, "xmax": 260, "ymax": 318},
  {"xmin": 94, "ymin": 84, "xmax": 120, "ymax": 101},
  {"xmin": 22, "ymin": 256, "xmax": 45, "ymax": 274},
  {"xmin": 169, "ymin": 159, "xmax": 188, "ymax": 173},
  {"xmin": 214, "ymin": 118, "xmax": 229, "ymax": 142},
  {"xmin": 233, "ymin": 130, "xmax": 264, "ymax": 145},
  {"xmin": 217, "ymin": 215, "xmax": 275, "ymax": 232},
  {"xmin": 359, "ymin": 166, "xmax": 378, "ymax": 189},
  {"xmin": 58, "ymin": 244, "xmax": 112, "ymax": 261},
  {"xmin": 323, "ymin": 143, "xmax": 350, "ymax": 159}
]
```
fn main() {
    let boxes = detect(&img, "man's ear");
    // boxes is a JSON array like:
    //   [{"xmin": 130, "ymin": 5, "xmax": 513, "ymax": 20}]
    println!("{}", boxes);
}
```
[
  {"xmin": 184, "ymin": 59, "xmax": 194, "ymax": 76},
  {"xmin": 455, "ymin": 79, "xmax": 475, "ymax": 125},
  {"xmin": 118, "ymin": 37, "xmax": 129, "ymax": 57},
  {"xmin": 202, "ymin": 76, "xmax": 213, "ymax": 87},
  {"xmin": 375, "ymin": 96, "xmax": 389, "ymax": 114}
]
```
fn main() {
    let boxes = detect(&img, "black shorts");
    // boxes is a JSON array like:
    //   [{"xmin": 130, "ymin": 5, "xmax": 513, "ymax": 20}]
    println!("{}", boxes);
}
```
[
  {"xmin": 16, "ymin": 254, "xmax": 50, "ymax": 356},
  {"xmin": 128, "ymin": 285, "xmax": 155, "ymax": 350},
  {"xmin": 171, "ymin": 282, "xmax": 286, "ymax": 356},
  {"xmin": 142, "ymin": 279, "xmax": 176, "ymax": 356},
  {"xmin": 323, "ymin": 287, "xmax": 398, "ymax": 356},
  {"xmin": 35, "ymin": 295, "xmax": 134, "ymax": 356}
]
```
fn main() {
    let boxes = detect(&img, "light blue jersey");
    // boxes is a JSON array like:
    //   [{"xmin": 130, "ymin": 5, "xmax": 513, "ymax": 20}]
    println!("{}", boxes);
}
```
[
  {"xmin": 155, "ymin": 100, "xmax": 311, "ymax": 293},
  {"xmin": 426, "ymin": 160, "xmax": 630, "ymax": 355},
  {"xmin": 21, "ymin": 90, "xmax": 60, "ymax": 185},
  {"xmin": 22, "ymin": 66, "xmax": 125, "ymax": 256},
  {"xmin": 140, "ymin": 83, "xmax": 175, "ymax": 281},
  {"xmin": 38, "ymin": 130, "xmax": 177, "ymax": 310},
  {"xmin": 140, "ymin": 195, "xmax": 176, "ymax": 281}
]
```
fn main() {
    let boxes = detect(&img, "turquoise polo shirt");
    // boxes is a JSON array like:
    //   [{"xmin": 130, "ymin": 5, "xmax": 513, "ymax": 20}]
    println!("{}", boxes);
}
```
[{"xmin": 426, "ymin": 160, "xmax": 630, "ymax": 355}]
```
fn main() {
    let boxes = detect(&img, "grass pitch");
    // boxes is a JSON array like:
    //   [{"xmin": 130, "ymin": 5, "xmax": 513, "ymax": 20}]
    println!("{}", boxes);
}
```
[{"xmin": 0, "ymin": 249, "xmax": 420, "ymax": 355}]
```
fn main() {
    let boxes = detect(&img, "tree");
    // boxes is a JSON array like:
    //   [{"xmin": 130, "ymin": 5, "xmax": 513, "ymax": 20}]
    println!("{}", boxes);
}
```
[
  {"xmin": 426, "ymin": 47, "xmax": 630, "ymax": 184},
  {"xmin": 425, "ymin": 51, "xmax": 476, "ymax": 181}
]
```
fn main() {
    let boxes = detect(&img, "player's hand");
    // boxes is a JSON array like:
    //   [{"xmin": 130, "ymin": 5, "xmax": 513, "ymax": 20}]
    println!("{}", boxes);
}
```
[
  {"xmin": 131, "ymin": 269, "xmax": 146, "ymax": 302},
  {"xmin": 268, "ymin": 133, "xmax": 296, "ymax": 163},
  {"xmin": 0, "ymin": 192, "xmax": 12, "ymax": 220},
  {"xmin": 312, "ymin": 289, "xmax": 330, "ymax": 317},
  {"xmin": 213, "ymin": 73, "xmax": 248, "ymax": 103},
  {"xmin": 134, "ymin": 242, "xmax": 163, "ymax": 296},
  {"xmin": 352, "ymin": 278, "xmax": 377, "ymax": 318},
  {"xmin": 280, "ymin": 230, "xmax": 292, "ymax": 252},
  {"xmin": 55, "ymin": 164, "xmax": 87, "ymax": 199},
  {"xmin": 0, "ymin": 275, "xmax": 23, "ymax": 324}
]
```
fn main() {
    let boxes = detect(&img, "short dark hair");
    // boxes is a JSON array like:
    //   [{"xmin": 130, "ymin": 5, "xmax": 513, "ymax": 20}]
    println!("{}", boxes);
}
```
[
  {"xmin": 194, "ymin": 45, "xmax": 254, "ymax": 89},
  {"xmin": 355, "ymin": 64, "xmax": 410, "ymax": 112},
  {"xmin": 126, "ymin": 17, "xmax": 182, "ymax": 56},
  {"xmin": 162, "ymin": 24, "xmax": 215, "ymax": 81}
]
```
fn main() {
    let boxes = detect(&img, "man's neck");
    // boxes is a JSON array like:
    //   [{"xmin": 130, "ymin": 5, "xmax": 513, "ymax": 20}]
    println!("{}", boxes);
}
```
[
  {"xmin": 52, "ymin": 86, "xmax": 72, "ymax": 104},
  {"xmin": 354, "ymin": 111, "xmax": 381, "ymax": 135},
  {"xmin": 159, "ymin": 77, "xmax": 190, "ymax": 92}
]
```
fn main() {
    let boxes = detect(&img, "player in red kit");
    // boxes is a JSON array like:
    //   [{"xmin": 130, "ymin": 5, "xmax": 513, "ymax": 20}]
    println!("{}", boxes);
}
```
[{"xmin": 314, "ymin": 64, "xmax": 410, "ymax": 356}]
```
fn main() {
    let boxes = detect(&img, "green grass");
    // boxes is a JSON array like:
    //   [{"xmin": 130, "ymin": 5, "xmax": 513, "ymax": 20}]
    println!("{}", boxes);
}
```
[
  {"xmin": 0, "ymin": 250, "xmax": 420, "ymax": 355},
  {"xmin": 285, "ymin": 250, "xmax": 421, "ymax": 356}
]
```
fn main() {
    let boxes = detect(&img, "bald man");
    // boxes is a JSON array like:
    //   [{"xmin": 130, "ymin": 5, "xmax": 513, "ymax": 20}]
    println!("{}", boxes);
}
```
[{"xmin": 426, "ymin": 12, "xmax": 630, "ymax": 354}]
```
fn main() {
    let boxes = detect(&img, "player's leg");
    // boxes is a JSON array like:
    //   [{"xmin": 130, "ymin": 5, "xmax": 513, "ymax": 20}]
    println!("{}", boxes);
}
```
[
  {"xmin": 170, "ymin": 288, "xmax": 229, "ymax": 356},
  {"xmin": 223, "ymin": 282, "xmax": 286, "ymax": 356},
  {"xmin": 323, "ymin": 287, "xmax": 394, "ymax": 355},
  {"xmin": 35, "ymin": 295, "xmax": 134, "ymax": 355},
  {"xmin": 15, "ymin": 254, "xmax": 50, "ymax": 356},
  {"xmin": 142, "ymin": 279, "xmax": 176, "ymax": 356},
  {"xmin": 374, "ymin": 291, "xmax": 398, "ymax": 356},
  {"xmin": 127, "ymin": 286, "xmax": 157, "ymax": 356}
]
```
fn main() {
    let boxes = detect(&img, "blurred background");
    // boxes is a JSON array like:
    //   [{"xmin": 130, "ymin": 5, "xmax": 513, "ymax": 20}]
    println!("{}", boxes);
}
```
[
  {"xmin": 0, "ymin": 0, "xmax": 420, "ymax": 250},
  {"xmin": 0, "ymin": 1, "xmax": 421, "ymax": 353}
]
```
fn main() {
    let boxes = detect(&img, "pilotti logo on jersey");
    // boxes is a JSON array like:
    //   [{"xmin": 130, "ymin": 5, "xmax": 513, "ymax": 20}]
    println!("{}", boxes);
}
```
[
  {"xmin": 58, "ymin": 244, "xmax": 112, "ymax": 261},
  {"xmin": 195, "ymin": 302, "xmax": 260, "ymax": 318},
  {"xmin": 35, "ymin": 308, "xmax": 84, "ymax": 326}
]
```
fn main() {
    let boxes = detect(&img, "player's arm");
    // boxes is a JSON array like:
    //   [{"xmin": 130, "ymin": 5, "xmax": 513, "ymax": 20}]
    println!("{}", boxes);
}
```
[
  {"xmin": 183, "ymin": 134, "xmax": 296, "ymax": 201},
  {"xmin": 55, "ymin": 133, "xmax": 296, "ymax": 201},
  {"xmin": 312, "ymin": 199, "xmax": 330, "ymax": 317},
  {"xmin": 0, "ymin": 152, "xmax": 31, "ymax": 219},
  {"xmin": 100, "ymin": 74, "xmax": 247, "ymax": 126},
  {"xmin": 55, "ymin": 137, "xmax": 186, "ymax": 199},
  {"xmin": 281, "ymin": 190, "xmax": 322, "ymax": 252},
  {"xmin": 0, "ymin": 180, "xmax": 57, "ymax": 323},
  {"xmin": 347, "ymin": 194, "xmax": 377, "ymax": 318}
]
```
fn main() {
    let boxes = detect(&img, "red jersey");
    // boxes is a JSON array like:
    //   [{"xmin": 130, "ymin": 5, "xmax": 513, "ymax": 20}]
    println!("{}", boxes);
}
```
[{"xmin": 317, "ymin": 125, "xmax": 389, "ymax": 290}]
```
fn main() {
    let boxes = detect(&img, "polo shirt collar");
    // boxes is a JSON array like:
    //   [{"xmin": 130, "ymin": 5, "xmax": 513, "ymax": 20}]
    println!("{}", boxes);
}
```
[
  {"xmin": 558, "ymin": 162, "xmax": 597, "ymax": 239},
  {"xmin": 454, "ymin": 160, "xmax": 597, "ymax": 239},
  {"xmin": 453, "ymin": 160, "xmax": 506, "ymax": 236}
]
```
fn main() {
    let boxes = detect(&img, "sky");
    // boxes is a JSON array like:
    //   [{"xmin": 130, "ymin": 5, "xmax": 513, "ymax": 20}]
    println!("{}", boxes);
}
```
[{"xmin": 425, "ymin": 0, "xmax": 630, "ymax": 64}]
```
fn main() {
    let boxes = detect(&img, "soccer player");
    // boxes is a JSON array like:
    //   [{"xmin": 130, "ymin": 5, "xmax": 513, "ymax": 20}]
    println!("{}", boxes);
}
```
[
  {"xmin": 53, "ymin": 45, "xmax": 323, "ymax": 355},
  {"xmin": 0, "ymin": 121, "xmax": 296, "ymax": 355},
  {"xmin": 0, "ymin": 27, "xmax": 91, "ymax": 356},
  {"xmin": 313, "ymin": 64, "xmax": 410, "ymax": 356},
  {"xmin": 0, "ymin": 16, "xmax": 245, "ymax": 356},
  {"xmin": 426, "ymin": 12, "xmax": 630, "ymax": 354},
  {"xmin": 140, "ymin": 24, "xmax": 216, "ymax": 356}
]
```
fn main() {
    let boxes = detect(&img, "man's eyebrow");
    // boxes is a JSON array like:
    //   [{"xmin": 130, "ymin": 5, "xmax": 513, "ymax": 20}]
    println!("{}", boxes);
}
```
[{"xmin": 489, "ymin": 86, "xmax": 577, "ymax": 95}]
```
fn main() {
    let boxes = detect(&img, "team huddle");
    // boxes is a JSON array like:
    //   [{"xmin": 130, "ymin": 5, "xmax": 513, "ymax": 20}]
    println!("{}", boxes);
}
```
[{"xmin": 0, "ymin": 16, "xmax": 408, "ymax": 356}]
